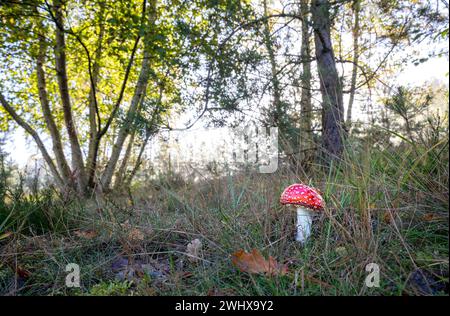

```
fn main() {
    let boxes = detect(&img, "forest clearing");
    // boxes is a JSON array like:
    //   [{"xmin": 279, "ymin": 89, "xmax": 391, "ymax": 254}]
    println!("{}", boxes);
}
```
[{"xmin": 0, "ymin": 0, "xmax": 448, "ymax": 296}]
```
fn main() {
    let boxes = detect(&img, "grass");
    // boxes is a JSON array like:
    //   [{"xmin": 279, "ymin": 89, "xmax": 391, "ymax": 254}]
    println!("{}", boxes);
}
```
[{"xmin": 0, "ymin": 134, "xmax": 448, "ymax": 296}]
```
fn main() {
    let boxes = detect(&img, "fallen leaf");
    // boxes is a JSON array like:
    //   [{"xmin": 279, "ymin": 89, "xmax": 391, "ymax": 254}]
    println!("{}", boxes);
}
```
[
  {"xmin": 383, "ymin": 212, "xmax": 393, "ymax": 224},
  {"xmin": 74, "ymin": 230, "xmax": 97, "ymax": 239},
  {"xmin": 231, "ymin": 249, "xmax": 288, "ymax": 276},
  {"xmin": 186, "ymin": 238, "xmax": 202, "ymax": 262}
]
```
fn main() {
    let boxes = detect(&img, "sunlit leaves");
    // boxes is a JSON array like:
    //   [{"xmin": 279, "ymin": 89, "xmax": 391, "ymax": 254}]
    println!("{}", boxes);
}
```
[{"xmin": 0, "ymin": 0, "xmax": 260, "ymax": 169}]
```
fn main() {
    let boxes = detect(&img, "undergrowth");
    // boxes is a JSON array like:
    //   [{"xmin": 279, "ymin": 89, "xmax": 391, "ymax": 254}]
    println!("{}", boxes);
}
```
[{"xmin": 0, "ymin": 134, "xmax": 448, "ymax": 296}]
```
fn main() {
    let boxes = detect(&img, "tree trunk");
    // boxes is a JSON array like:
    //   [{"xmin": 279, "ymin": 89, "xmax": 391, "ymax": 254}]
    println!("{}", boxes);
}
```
[
  {"xmin": 299, "ymin": 0, "xmax": 314, "ymax": 164},
  {"xmin": 262, "ymin": 0, "xmax": 283, "ymax": 127},
  {"xmin": 101, "ymin": 0, "xmax": 158, "ymax": 190},
  {"xmin": 124, "ymin": 131, "xmax": 152, "ymax": 187},
  {"xmin": 88, "ymin": 0, "xmax": 147, "ymax": 192},
  {"xmin": 311, "ymin": 0, "xmax": 345, "ymax": 158},
  {"xmin": 0, "ymin": 93, "xmax": 64, "ymax": 188},
  {"xmin": 346, "ymin": 0, "xmax": 361, "ymax": 128},
  {"xmin": 86, "ymin": 2, "xmax": 106, "ymax": 189},
  {"xmin": 53, "ymin": 0, "xmax": 87, "ymax": 192},
  {"xmin": 262, "ymin": 0, "xmax": 296, "ymax": 162},
  {"xmin": 36, "ymin": 35, "xmax": 73, "ymax": 185},
  {"xmin": 113, "ymin": 88, "xmax": 148, "ymax": 189},
  {"xmin": 113, "ymin": 130, "xmax": 136, "ymax": 189}
]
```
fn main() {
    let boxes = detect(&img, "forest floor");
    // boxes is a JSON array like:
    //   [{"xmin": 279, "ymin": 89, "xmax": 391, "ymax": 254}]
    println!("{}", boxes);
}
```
[{"xmin": 0, "ymin": 150, "xmax": 448, "ymax": 296}]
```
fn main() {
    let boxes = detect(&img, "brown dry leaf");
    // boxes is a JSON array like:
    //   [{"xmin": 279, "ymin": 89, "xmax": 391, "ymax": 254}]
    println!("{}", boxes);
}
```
[
  {"xmin": 383, "ymin": 212, "xmax": 393, "ymax": 224},
  {"xmin": 231, "ymin": 249, "xmax": 288, "ymax": 276},
  {"xmin": 74, "ymin": 230, "xmax": 97, "ymax": 239}
]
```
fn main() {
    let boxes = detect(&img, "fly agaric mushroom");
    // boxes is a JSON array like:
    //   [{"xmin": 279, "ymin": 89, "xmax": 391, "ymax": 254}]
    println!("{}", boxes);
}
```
[{"xmin": 280, "ymin": 183, "xmax": 325, "ymax": 243}]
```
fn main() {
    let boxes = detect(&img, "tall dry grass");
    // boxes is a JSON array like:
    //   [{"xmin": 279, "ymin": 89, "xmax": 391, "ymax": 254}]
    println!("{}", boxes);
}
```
[{"xmin": 0, "ymin": 125, "xmax": 448, "ymax": 295}]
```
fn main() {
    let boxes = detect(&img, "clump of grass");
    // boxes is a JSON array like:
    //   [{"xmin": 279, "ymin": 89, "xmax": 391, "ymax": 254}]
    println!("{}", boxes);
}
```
[{"xmin": 0, "ymin": 172, "xmax": 81, "ymax": 236}]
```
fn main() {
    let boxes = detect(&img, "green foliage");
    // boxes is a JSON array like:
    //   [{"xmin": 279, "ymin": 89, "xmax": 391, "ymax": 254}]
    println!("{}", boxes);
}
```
[
  {"xmin": 88, "ymin": 280, "xmax": 134, "ymax": 296},
  {"xmin": 384, "ymin": 86, "xmax": 432, "ymax": 124},
  {"xmin": 0, "ymin": 0, "xmax": 257, "ymax": 155}
]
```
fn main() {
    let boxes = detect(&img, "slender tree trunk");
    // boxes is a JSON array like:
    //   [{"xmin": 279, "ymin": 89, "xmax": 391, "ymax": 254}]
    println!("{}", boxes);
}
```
[
  {"xmin": 124, "ymin": 132, "xmax": 152, "ymax": 187},
  {"xmin": 262, "ymin": 0, "xmax": 296, "ymax": 162},
  {"xmin": 113, "ymin": 88, "xmax": 148, "ymax": 189},
  {"xmin": 53, "ymin": 0, "xmax": 87, "ymax": 192},
  {"xmin": 100, "ymin": 53, "xmax": 150, "ymax": 189},
  {"xmin": 299, "ymin": 0, "xmax": 314, "ymax": 163},
  {"xmin": 262, "ymin": 0, "xmax": 283, "ymax": 127},
  {"xmin": 346, "ymin": 0, "xmax": 361, "ymax": 128},
  {"xmin": 113, "ymin": 130, "xmax": 136, "ymax": 189},
  {"xmin": 36, "ymin": 35, "xmax": 73, "ymax": 185},
  {"xmin": 311, "ymin": 0, "xmax": 345, "ymax": 158},
  {"xmin": 0, "ymin": 93, "xmax": 64, "ymax": 188},
  {"xmin": 101, "ymin": 0, "xmax": 158, "ymax": 190},
  {"xmin": 88, "ymin": 0, "xmax": 148, "ymax": 192},
  {"xmin": 122, "ymin": 83, "xmax": 163, "ymax": 188},
  {"xmin": 86, "ymin": 2, "xmax": 106, "ymax": 188}
]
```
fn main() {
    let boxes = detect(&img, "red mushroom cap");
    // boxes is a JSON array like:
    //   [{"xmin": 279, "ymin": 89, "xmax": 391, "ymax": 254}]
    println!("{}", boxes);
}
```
[{"xmin": 280, "ymin": 183, "xmax": 325, "ymax": 211}]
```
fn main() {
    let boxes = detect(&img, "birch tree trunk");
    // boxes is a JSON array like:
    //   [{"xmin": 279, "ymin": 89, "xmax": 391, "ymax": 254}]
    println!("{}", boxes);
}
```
[
  {"xmin": 36, "ymin": 34, "xmax": 73, "ymax": 184},
  {"xmin": 311, "ymin": 0, "xmax": 345, "ymax": 158},
  {"xmin": 299, "ymin": 0, "xmax": 314, "ymax": 164},
  {"xmin": 113, "ymin": 131, "xmax": 136, "ymax": 189},
  {"xmin": 53, "ymin": 0, "xmax": 87, "ymax": 192},
  {"xmin": 86, "ymin": 2, "xmax": 106, "ymax": 188},
  {"xmin": 124, "ymin": 131, "xmax": 152, "ymax": 187},
  {"xmin": 262, "ymin": 0, "xmax": 283, "ymax": 127},
  {"xmin": 346, "ymin": 0, "xmax": 361, "ymax": 128},
  {"xmin": 100, "ymin": 0, "xmax": 158, "ymax": 190},
  {"xmin": 262, "ymin": 0, "xmax": 296, "ymax": 161}
]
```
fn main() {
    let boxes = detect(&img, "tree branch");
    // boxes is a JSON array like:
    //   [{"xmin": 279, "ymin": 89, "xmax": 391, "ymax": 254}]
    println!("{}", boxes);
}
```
[{"xmin": 0, "ymin": 92, "xmax": 64, "ymax": 187}]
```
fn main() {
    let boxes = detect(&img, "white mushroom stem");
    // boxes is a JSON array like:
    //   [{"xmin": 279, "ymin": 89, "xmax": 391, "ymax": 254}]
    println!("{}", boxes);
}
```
[{"xmin": 296, "ymin": 207, "xmax": 313, "ymax": 243}]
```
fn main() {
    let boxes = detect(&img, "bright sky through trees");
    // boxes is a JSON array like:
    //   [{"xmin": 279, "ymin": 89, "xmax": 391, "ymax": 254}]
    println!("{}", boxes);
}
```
[{"xmin": 5, "ymin": 52, "xmax": 448, "ymax": 169}]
